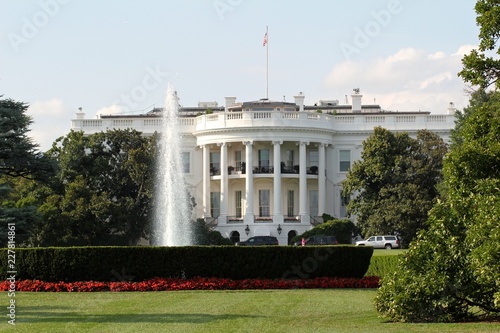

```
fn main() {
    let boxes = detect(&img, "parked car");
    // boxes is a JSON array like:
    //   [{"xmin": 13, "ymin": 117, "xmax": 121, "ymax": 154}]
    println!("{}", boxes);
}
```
[
  {"xmin": 355, "ymin": 235, "xmax": 400, "ymax": 249},
  {"xmin": 294, "ymin": 235, "xmax": 338, "ymax": 246},
  {"xmin": 236, "ymin": 236, "xmax": 279, "ymax": 246}
]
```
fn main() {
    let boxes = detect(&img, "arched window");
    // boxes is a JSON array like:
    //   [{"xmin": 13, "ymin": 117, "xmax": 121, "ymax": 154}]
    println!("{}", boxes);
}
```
[
  {"xmin": 230, "ymin": 231, "xmax": 240, "ymax": 244},
  {"xmin": 287, "ymin": 230, "xmax": 297, "ymax": 245}
]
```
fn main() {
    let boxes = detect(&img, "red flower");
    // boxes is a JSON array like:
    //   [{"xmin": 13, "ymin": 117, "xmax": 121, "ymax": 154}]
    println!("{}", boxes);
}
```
[{"xmin": 0, "ymin": 276, "xmax": 380, "ymax": 292}]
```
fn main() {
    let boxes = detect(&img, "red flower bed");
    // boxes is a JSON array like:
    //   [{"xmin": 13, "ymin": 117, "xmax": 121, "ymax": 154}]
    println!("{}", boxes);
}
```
[{"xmin": 0, "ymin": 276, "xmax": 380, "ymax": 292}]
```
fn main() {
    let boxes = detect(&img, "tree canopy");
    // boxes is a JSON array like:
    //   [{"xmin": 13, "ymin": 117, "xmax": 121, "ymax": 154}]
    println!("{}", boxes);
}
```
[
  {"xmin": 0, "ymin": 96, "xmax": 55, "ymax": 247},
  {"xmin": 27, "ymin": 129, "xmax": 157, "ymax": 246},
  {"xmin": 0, "ymin": 97, "xmax": 54, "ymax": 180},
  {"xmin": 342, "ymin": 127, "xmax": 447, "ymax": 245},
  {"xmin": 375, "ymin": 90, "xmax": 500, "ymax": 322},
  {"xmin": 377, "ymin": 1, "xmax": 500, "ymax": 319},
  {"xmin": 459, "ymin": 0, "xmax": 500, "ymax": 89}
]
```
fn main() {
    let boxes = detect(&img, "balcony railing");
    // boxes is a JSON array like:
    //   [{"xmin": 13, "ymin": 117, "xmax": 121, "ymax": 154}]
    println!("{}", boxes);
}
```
[
  {"xmin": 72, "ymin": 110, "xmax": 455, "ymax": 135},
  {"xmin": 310, "ymin": 216, "xmax": 323, "ymax": 226},
  {"xmin": 255, "ymin": 216, "xmax": 273, "ymax": 222},
  {"xmin": 253, "ymin": 166, "xmax": 273, "ymax": 174},
  {"xmin": 205, "ymin": 217, "xmax": 218, "ymax": 230},
  {"xmin": 227, "ymin": 216, "xmax": 244, "ymax": 223},
  {"xmin": 210, "ymin": 167, "xmax": 221, "ymax": 176},
  {"xmin": 219, "ymin": 215, "xmax": 303, "ymax": 223},
  {"xmin": 210, "ymin": 165, "xmax": 320, "ymax": 176}
]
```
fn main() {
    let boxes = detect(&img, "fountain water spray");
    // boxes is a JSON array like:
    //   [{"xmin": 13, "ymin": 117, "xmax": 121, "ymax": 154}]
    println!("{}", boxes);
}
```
[{"xmin": 153, "ymin": 84, "xmax": 193, "ymax": 246}]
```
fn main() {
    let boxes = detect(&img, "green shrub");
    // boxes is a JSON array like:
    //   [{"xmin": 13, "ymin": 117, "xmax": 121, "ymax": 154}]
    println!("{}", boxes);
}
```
[
  {"xmin": 291, "ymin": 218, "xmax": 356, "ymax": 244},
  {"xmin": 0, "ymin": 246, "xmax": 373, "ymax": 282},
  {"xmin": 375, "ymin": 92, "xmax": 500, "ymax": 322}
]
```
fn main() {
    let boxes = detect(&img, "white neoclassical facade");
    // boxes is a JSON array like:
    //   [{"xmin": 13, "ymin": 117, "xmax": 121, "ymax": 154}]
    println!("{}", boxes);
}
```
[{"xmin": 71, "ymin": 90, "xmax": 456, "ymax": 245}]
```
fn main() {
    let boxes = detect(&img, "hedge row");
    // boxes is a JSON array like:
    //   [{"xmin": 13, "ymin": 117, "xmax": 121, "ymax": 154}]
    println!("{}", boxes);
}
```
[
  {"xmin": 1, "ymin": 246, "xmax": 373, "ymax": 282},
  {"xmin": 365, "ymin": 256, "xmax": 400, "ymax": 278}
]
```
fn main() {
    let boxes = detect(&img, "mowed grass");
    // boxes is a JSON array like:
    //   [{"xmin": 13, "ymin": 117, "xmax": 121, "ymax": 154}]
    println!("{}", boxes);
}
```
[
  {"xmin": 371, "ymin": 248, "xmax": 407, "ymax": 256},
  {"xmin": 1, "ymin": 290, "xmax": 498, "ymax": 333}
]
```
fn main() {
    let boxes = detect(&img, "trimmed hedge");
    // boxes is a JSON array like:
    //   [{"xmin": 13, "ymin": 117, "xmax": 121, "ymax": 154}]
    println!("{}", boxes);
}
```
[
  {"xmin": 364, "ymin": 256, "xmax": 400, "ymax": 278},
  {"xmin": 0, "ymin": 246, "xmax": 373, "ymax": 282}
]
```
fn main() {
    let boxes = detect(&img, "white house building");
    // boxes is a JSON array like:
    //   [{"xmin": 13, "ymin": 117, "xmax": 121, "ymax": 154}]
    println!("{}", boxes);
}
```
[{"xmin": 71, "ymin": 90, "xmax": 457, "ymax": 245}]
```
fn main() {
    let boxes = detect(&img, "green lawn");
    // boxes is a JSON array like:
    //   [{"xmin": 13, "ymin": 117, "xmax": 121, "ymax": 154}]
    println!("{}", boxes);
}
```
[
  {"xmin": 371, "ymin": 248, "xmax": 407, "ymax": 256},
  {"xmin": 2, "ymin": 290, "xmax": 497, "ymax": 333}
]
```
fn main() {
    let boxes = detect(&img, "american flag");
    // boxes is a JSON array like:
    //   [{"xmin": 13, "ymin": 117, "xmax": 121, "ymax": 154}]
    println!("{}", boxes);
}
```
[{"xmin": 263, "ymin": 32, "xmax": 268, "ymax": 47}]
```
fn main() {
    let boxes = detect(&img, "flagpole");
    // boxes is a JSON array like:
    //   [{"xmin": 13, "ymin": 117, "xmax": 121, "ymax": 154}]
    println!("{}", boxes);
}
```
[{"xmin": 266, "ymin": 26, "xmax": 269, "ymax": 100}]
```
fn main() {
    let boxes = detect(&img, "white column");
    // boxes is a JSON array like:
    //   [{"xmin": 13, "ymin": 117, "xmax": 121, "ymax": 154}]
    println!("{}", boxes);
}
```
[
  {"xmin": 273, "ymin": 140, "xmax": 283, "ymax": 223},
  {"xmin": 219, "ymin": 142, "xmax": 228, "ymax": 223},
  {"xmin": 202, "ymin": 145, "xmax": 210, "ymax": 217},
  {"xmin": 244, "ymin": 141, "xmax": 254, "ymax": 224},
  {"xmin": 318, "ymin": 143, "xmax": 326, "ymax": 216},
  {"xmin": 299, "ymin": 141, "xmax": 309, "ymax": 222}
]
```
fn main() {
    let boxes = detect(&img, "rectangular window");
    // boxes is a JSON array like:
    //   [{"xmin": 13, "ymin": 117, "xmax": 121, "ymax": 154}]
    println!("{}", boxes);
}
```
[
  {"xmin": 210, "ymin": 152, "xmax": 220, "ymax": 175},
  {"xmin": 235, "ymin": 150, "xmax": 242, "ymax": 172},
  {"xmin": 309, "ymin": 150, "xmax": 318, "ymax": 167},
  {"xmin": 309, "ymin": 190, "xmax": 318, "ymax": 217},
  {"xmin": 181, "ymin": 152, "xmax": 190, "ymax": 173},
  {"xmin": 235, "ymin": 190, "xmax": 242, "ymax": 218},
  {"xmin": 210, "ymin": 192, "xmax": 220, "ymax": 218},
  {"xmin": 259, "ymin": 190, "xmax": 270, "ymax": 217},
  {"xmin": 259, "ymin": 149, "xmax": 269, "ymax": 167},
  {"xmin": 339, "ymin": 150, "xmax": 351, "ymax": 172},
  {"xmin": 258, "ymin": 149, "xmax": 270, "ymax": 173},
  {"xmin": 286, "ymin": 150, "xmax": 294, "ymax": 167},
  {"xmin": 308, "ymin": 150, "xmax": 319, "ymax": 174},
  {"xmin": 287, "ymin": 190, "xmax": 294, "ymax": 217},
  {"xmin": 283, "ymin": 150, "xmax": 294, "ymax": 173}
]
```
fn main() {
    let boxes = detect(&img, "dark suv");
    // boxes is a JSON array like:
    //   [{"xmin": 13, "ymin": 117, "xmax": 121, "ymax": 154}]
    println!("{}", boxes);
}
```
[
  {"xmin": 304, "ymin": 235, "xmax": 338, "ymax": 245},
  {"xmin": 236, "ymin": 236, "xmax": 279, "ymax": 246}
]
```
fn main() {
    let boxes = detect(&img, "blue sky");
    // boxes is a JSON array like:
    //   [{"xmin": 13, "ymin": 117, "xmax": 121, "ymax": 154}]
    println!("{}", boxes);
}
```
[{"xmin": 1, "ymin": 0, "xmax": 479, "ymax": 150}]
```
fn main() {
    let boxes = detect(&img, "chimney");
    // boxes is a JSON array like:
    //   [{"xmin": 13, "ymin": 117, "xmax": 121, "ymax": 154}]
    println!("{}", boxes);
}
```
[
  {"xmin": 76, "ymin": 107, "xmax": 85, "ymax": 119},
  {"xmin": 224, "ymin": 96, "xmax": 237, "ymax": 112},
  {"xmin": 294, "ymin": 91, "xmax": 305, "ymax": 111},
  {"xmin": 351, "ymin": 88, "xmax": 362, "ymax": 113},
  {"xmin": 447, "ymin": 102, "xmax": 457, "ymax": 115}
]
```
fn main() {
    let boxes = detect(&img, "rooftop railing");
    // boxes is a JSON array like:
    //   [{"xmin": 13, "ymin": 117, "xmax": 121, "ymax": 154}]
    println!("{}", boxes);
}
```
[{"xmin": 72, "ymin": 111, "xmax": 455, "ymax": 135}]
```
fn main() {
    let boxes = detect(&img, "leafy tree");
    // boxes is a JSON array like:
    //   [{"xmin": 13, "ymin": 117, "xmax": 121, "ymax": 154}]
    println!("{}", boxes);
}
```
[
  {"xmin": 0, "ymin": 97, "xmax": 54, "ymax": 180},
  {"xmin": 0, "ymin": 177, "xmax": 45, "ymax": 247},
  {"xmin": 459, "ymin": 0, "xmax": 500, "ymax": 89},
  {"xmin": 0, "ymin": 97, "xmax": 55, "ymax": 247},
  {"xmin": 35, "ymin": 129, "xmax": 156, "ymax": 246},
  {"xmin": 342, "ymin": 127, "xmax": 447, "ymax": 245},
  {"xmin": 375, "ymin": 91, "xmax": 500, "ymax": 322}
]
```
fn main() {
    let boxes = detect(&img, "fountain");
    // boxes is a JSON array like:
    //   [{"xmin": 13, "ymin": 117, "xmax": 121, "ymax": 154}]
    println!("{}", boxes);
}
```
[{"xmin": 153, "ymin": 84, "xmax": 193, "ymax": 246}]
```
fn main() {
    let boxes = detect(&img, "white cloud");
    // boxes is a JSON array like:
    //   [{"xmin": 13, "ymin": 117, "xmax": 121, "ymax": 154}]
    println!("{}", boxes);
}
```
[
  {"xmin": 453, "ymin": 44, "xmax": 477, "ymax": 57},
  {"xmin": 96, "ymin": 104, "xmax": 125, "ymax": 117},
  {"xmin": 28, "ymin": 98, "xmax": 72, "ymax": 152},
  {"xmin": 324, "ymin": 46, "xmax": 472, "ymax": 113}
]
